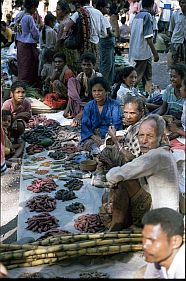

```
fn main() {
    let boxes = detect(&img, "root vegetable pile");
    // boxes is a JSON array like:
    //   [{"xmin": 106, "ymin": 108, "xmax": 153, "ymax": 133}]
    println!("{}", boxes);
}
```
[
  {"xmin": 27, "ymin": 178, "xmax": 58, "ymax": 193},
  {"xmin": 74, "ymin": 214, "xmax": 105, "ymax": 233},
  {"xmin": 26, "ymin": 195, "xmax": 57, "ymax": 212},
  {"xmin": 65, "ymin": 202, "xmax": 85, "ymax": 214},
  {"xmin": 48, "ymin": 151, "xmax": 66, "ymax": 160},
  {"xmin": 26, "ymin": 212, "xmax": 59, "ymax": 233},
  {"xmin": 55, "ymin": 189, "xmax": 77, "ymax": 201},
  {"xmin": 64, "ymin": 179, "xmax": 84, "ymax": 191}
]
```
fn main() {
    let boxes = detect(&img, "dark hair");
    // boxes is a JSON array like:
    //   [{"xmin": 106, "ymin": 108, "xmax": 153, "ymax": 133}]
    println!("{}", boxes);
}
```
[
  {"xmin": 57, "ymin": 0, "xmax": 70, "ymax": 13},
  {"xmin": 170, "ymin": 63, "xmax": 186, "ymax": 80},
  {"xmin": 182, "ymin": 77, "xmax": 186, "ymax": 87},
  {"xmin": 1, "ymin": 21, "xmax": 6, "ymax": 27},
  {"xmin": 123, "ymin": 95, "xmax": 146, "ymax": 113},
  {"xmin": 142, "ymin": 0, "xmax": 154, "ymax": 8},
  {"xmin": 10, "ymin": 80, "xmax": 27, "ymax": 92},
  {"xmin": 23, "ymin": 0, "xmax": 39, "ymax": 10},
  {"xmin": 96, "ymin": 0, "xmax": 107, "ymax": 9},
  {"xmin": 42, "ymin": 13, "xmax": 56, "ymax": 44},
  {"xmin": 118, "ymin": 66, "xmax": 137, "ymax": 82},
  {"xmin": 142, "ymin": 207, "xmax": 184, "ymax": 239},
  {"xmin": 80, "ymin": 52, "xmax": 96, "ymax": 65},
  {"xmin": 89, "ymin": 76, "xmax": 110, "ymax": 93},
  {"xmin": 121, "ymin": 17, "xmax": 126, "ymax": 24},
  {"xmin": 53, "ymin": 52, "xmax": 66, "ymax": 63},
  {"xmin": 2, "ymin": 110, "xmax": 13, "ymax": 122},
  {"xmin": 43, "ymin": 49, "xmax": 55, "ymax": 64}
]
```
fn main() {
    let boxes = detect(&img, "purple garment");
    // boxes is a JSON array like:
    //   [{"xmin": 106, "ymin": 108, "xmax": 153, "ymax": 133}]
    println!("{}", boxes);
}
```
[
  {"xmin": 64, "ymin": 77, "xmax": 87, "ymax": 117},
  {"xmin": 15, "ymin": 12, "xmax": 39, "ymax": 43}
]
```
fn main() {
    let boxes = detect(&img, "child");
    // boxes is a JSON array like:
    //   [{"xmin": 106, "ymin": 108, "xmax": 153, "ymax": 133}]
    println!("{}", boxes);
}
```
[
  {"xmin": 41, "ymin": 48, "xmax": 55, "ymax": 95},
  {"xmin": 2, "ymin": 80, "xmax": 32, "ymax": 144},
  {"xmin": 2, "ymin": 110, "xmax": 25, "ymax": 166},
  {"xmin": 39, "ymin": 13, "xmax": 57, "ymax": 75},
  {"xmin": 119, "ymin": 16, "xmax": 130, "ymax": 43},
  {"xmin": 63, "ymin": 52, "xmax": 103, "ymax": 126}
]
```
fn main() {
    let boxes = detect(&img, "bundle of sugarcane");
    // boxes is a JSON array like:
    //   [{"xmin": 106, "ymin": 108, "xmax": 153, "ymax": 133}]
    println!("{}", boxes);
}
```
[{"xmin": 0, "ymin": 230, "xmax": 184, "ymax": 270}]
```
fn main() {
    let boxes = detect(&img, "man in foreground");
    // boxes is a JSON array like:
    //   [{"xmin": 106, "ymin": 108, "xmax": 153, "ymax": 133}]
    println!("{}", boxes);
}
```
[{"xmin": 142, "ymin": 207, "xmax": 185, "ymax": 279}]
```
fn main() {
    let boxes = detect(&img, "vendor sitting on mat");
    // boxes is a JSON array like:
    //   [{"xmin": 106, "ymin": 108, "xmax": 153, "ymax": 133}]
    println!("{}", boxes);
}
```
[
  {"xmin": 2, "ymin": 110, "xmax": 25, "ymax": 167},
  {"xmin": 80, "ymin": 76, "xmax": 122, "ymax": 152},
  {"xmin": 2, "ymin": 80, "xmax": 32, "ymax": 144},
  {"xmin": 106, "ymin": 114, "xmax": 179, "ymax": 231}
]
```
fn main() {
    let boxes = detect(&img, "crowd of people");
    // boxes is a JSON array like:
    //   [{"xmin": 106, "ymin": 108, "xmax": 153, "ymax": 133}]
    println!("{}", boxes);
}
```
[{"xmin": 1, "ymin": 0, "xmax": 185, "ymax": 279}]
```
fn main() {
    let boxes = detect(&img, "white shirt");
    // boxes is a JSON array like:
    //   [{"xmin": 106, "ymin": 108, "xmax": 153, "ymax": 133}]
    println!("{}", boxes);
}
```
[
  {"xmin": 70, "ymin": 5, "xmax": 106, "ymax": 44},
  {"xmin": 39, "ymin": 25, "xmax": 57, "ymax": 49},
  {"xmin": 116, "ymin": 83, "xmax": 139, "ymax": 106},
  {"xmin": 159, "ymin": 0, "xmax": 174, "ymax": 22},
  {"xmin": 144, "ymin": 244, "xmax": 185, "ymax": 279}
]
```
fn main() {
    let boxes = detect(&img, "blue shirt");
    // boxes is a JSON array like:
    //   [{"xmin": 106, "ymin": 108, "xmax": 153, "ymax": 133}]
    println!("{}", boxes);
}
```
[
  {"xmin": 14, "ymin": 12, "xmax": 39, "ymax": 44},
  {"xmin": 80, "ymin": 97, "xmax": 122, "ymax": 143}
]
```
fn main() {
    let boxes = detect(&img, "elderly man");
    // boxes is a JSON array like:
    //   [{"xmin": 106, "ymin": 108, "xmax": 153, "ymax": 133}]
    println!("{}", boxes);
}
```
[{"xmin": 106, "ymin": 114, "xmax": 179, "ymax": 231}]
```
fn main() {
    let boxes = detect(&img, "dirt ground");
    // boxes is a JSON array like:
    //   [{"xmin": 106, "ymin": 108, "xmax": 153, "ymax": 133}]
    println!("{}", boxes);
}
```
[{"xmin": 0, "ymin": 53, "xmax": 170, "ymax": 244}]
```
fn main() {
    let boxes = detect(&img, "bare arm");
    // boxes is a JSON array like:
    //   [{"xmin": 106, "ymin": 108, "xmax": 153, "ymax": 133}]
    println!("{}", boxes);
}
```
[
  {"xmin": 146, "ymin": 37, "xmax": 159, "ymax": 62},
  {"xmin": 156, "ymin": 101, "xmax": 168, "ymax": 115}
]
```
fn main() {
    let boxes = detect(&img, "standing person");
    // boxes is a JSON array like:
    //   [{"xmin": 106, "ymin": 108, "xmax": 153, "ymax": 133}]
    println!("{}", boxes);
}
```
[
  {"xmin": 96, "ymin": 0, "xmax": 116, "ymax": 86},
  {"xmin": 119, "ymin": 16, "xmax": 130, "ymax": 43},
  {"xmin": 158, "ymin": 0, "xmax": 174, "ymax": 32},
  {"xmin": 14, "ymin": 0, "xmax": 40, "ymax": 88},
  {"xmin": 54, "ymin": 0, "xmax": 79, "ymax": 73},
  {"xmin": 39, "ymin": 13, "xmax": 57, "ymax": 75},
  {"xmin": 128, "ymin": 0, "xmax": 141, "ymax": 27},
  {"xmin": 128, "ymin": 0, "xmax": 159, "ymax": 94},
  {"xmin": 106, "ymin": 114, "xmax": 179, "ymax": 231},
  {"xmin": 1, "ymin": 21, "xmax": 13, "ymax": 47},
  {"xmin": 62, "ymin": 0, "xmax": 106, "ymax": 68},
  {"xmin": 169, "ymin": 0, "xmax": 186, "ymax": 65},
  {"xmin": 142, "ymin": 208, "xmax": 185, "ymax": 279}
]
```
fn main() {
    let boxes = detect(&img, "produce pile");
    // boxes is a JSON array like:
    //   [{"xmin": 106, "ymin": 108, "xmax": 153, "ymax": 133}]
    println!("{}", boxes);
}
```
[
  {"xmin": 74, "ymin": 214, "xmax": 105, "ymax": 233},
  {"xmin": 0, "ymin": 230, "xmax": 146, "ymax": 269},
  {"xmin": 55, "ymin": 189, "xmax": 77, "ymax": 201},
  {"xmin": 26, "ymin": 212, "xmax": 59, "ymax": 233},
  {"xmin": 65, "ymin": 202, "xmax": 85, "ymax": 214},
  {"xmin": 64, "ymin": 179, "xmax": 84, "ymax": 191},
  {"xmin": 27, "ymin": 178, "xmax": 58, "ymax": 193},
  {"xmin": 26, "ymin": 195, "xmax": 56, "ymax": 212}
]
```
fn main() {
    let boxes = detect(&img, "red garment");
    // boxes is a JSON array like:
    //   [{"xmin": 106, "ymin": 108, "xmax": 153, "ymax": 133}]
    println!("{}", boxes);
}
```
[
  {"xmin": 43, "ymin": 93, "xmax": 67, "ymax": 109},
  {"xmin": 170, "ymin": 139, "xmax": 186, "ymax": 151}
]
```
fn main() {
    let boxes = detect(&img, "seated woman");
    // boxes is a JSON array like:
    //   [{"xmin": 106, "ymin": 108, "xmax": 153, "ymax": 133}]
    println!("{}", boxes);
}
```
[
  {"xmin": 80, "ymin": 76, "xmax": 122, "ymax": 152},
  {"xmin": 156, "ymin": 63, "xmax": 186, "ymax": 120},
  {"xmin": 168, "ymin": 77, "xmax": 186, "ymax": 139},
  {"xmin": 63, "ymin": 52, "xmax": 102, "ymax": 126},
  {"xmin": 2, "ymin": 80, "xmax": 32, "ymax": 144},
  {"xmin": 112, "ymin": 66, "xmax": 139, "ymax": 105},
  {"xmin": 2, "ymin": 110, "xmax": 24, "ymax": 167}
]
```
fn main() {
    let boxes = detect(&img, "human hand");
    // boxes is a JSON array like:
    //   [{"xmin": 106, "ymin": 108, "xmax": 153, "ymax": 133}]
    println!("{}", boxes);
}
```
[
  {"xmin": 108, "ymin": 126, "xmax": 116, "ymax": 140},
  {"xmin": 71, "ymin": 118, "xmax": 80, "ymax": 127},
  {"xmin": 154, "ymin": 53, "xmax": 159, "ymax": 62},
  {"xmin": 168, "ymin": 123, "xmax": 179, "ymax": 133},
  {"xmin": 106, "ymin": 167, "xmax": 123, "ymax": 186}
]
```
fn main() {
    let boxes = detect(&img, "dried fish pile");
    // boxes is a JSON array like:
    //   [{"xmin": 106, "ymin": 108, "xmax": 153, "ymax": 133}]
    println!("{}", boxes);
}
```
[
  {"xmin": 26, "ymin": 144, "xmax": 44, "ymax": 155},
  {"xmin": 64, "ymin": 179, "xmax": 84, "ymax": 191},
  {"xmin": 27, "ymin": 178, "xmax": 58, "ymax": 193},
  {"xmin": 49, "ymin": 129, "xmax": 80, "ymax": 151},
  {"xmin": 23, "ymin": 125, "xmax": 56, "ymax": 144},
  {"xmin": 48, "ymin": 151, "xmax": 66, "ymax": 160},
  {"xmin": 61, "ymin": 143, "xmax": 79, "ymax": 154},
  {"xmin": 74, "ymin": 214, "xmax": 105, "ymax": 233},
  {"xmin": 26, "ymin": 195, "xmax": 57, "ymax": 212},
  {"xmin": 55, "ymin": 189, "xmax": 77, "ymax": 201},
  {"xmin": 27, "ymin": 115, "xmax": 60, "ymax": 129},
  {"xmin": 65, "ymin": 202, "xmax": 85, "ymax": 214},
  {"xmin": 26, "ymin": 212, "xmax": 59, "ymax": 233}
]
